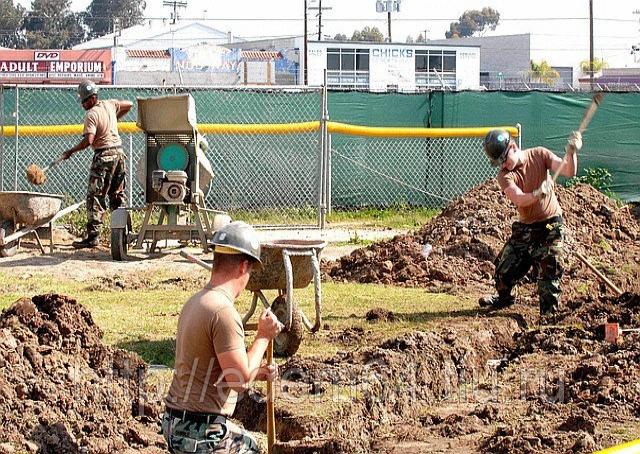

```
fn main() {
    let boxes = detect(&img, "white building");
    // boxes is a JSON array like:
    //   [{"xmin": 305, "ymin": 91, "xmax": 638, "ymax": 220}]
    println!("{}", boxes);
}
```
[{"xmin": 305, "ymin": 41, "xmax": 480, "ymax": 91}]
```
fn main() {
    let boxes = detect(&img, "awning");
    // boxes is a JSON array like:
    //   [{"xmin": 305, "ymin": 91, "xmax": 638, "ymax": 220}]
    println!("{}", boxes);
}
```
[
  {"xmin": 126, "ymin": 49, "xmax": 170, "ymax": 58},
  {"xmin": 240, "ymin": 50, "xmax": 282, "ymax": 61}
]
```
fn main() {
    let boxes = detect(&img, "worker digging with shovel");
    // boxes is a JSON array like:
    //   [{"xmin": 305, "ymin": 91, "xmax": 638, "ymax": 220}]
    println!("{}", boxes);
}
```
[
  {"xmin": 162, "ymin": 221, "xmax": 283, "ymax": 453},
  {"xmin": 41, "ymin": 80, "xmax": 132, "ymax": 248},
  {"xmin": 479, "ymin": 129, "xmax": 582, "ymax": 316}
]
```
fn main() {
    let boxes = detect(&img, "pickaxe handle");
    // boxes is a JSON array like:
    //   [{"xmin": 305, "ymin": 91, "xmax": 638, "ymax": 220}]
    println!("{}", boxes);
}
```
[
  {"xmin": 574, "ymin": 251, "xmax": 623, "ymax": 296},
  {"xmin": 551, "ymin": 93, "xmax": 604, "ymax": 184}
]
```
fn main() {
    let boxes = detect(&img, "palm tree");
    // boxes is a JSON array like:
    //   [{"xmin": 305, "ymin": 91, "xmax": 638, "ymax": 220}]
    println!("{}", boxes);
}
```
[{"xmin": 529, "ymin": 60, "xmax": 560, "ymax": 87}]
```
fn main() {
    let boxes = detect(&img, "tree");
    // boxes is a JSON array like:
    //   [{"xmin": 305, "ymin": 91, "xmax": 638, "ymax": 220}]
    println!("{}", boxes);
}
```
[
  {"xmin": 351, "ymin": 26, "xmax": 384, "ymax": 43},
  {"xmin": 333, "ymin": 33, "xmax": 348, "ymax": 41},
  {"xmin": 406, "ymin": 35, "xmax": 414, "ymax": 44},
  {"xmin": 416, "ymin": 33, "xmax": 426, "ymax": 43},
  {"xmin": 85, "ymin": 0, "xmax": 146, "ymax": 39},
  {"xmin": 529, "ymin": 60, "xmax": 560, "ymax": 87},
  {"xmin": 580, "ymin": 58, "xmax": 608, "ymax": 74},
  {"xmin": 0, "ymin": 0, "xmax": 26, "ymax": 48},
  {"xmin": 445, "ymin": 7, "xmax": 500, "ymax": 38},
  {"xmin": 22, "ymin": 0, "xmax": 85, "ymax": 48}
]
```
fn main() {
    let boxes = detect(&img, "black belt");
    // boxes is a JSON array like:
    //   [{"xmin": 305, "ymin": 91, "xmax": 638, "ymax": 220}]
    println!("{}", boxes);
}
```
[
  {"xmin": 517, "ymin": 215, "xmax": 563, "ymax": 230},
  {"xmin": 94, "ymin": 146, "xmax": 123, "ymax": 153},
  {"xmin": 166, "ymin": 407, "xmax": 227, "ymax": 424}
]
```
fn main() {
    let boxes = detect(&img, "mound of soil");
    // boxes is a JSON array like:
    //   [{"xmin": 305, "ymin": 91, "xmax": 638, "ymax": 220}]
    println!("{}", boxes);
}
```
[
  {"xmin": 0, "ymin": 294, "xmax": 165, "ymax": 453},
  {"xmin": 324, "ymin": 180, "xmax": 640, "ymax": 297}
]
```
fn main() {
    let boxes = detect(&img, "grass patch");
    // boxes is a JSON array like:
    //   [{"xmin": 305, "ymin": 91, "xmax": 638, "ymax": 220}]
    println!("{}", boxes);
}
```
[
  {"xmin": 327, "ymin": 206, "xmax": 439, "ymax": 229},
  {"xmin": 0, "ymin": 270, "xmax": 473, "ymax": 365}
]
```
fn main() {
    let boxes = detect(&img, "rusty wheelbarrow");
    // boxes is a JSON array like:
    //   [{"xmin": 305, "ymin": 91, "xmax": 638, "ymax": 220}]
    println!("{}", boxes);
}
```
[
  {"xmin": 0, "ymin": 191, "xmax": 84, "ymax": 257},
  {"xmin": 181, "ymin": 239, "xmax": 326, "ymax": 357}
]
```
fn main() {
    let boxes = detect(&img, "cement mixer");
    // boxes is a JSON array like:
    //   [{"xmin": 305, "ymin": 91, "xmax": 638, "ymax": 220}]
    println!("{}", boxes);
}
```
[{"xmin": 110, "ymin": 94, "xmax": 229, "ymax": 260}]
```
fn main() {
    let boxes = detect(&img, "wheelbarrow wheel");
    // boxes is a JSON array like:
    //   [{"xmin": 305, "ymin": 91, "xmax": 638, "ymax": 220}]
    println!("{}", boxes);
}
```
[
  {"xmin": 0, "ymin": 219, "xmax": 18, "ymax": 258},
  {"xmin": 111, "ymin": 227, "xmax": 129, "ymax": 261},
  {"xmin": 271, "ymin": 294, "xmax": 304, "ymax": 357}
]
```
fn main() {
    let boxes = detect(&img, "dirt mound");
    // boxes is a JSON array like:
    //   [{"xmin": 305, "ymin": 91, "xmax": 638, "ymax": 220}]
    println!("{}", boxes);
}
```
[
  {"xmin": 365, "ymin": 308, "xmax": 397, "ymax": 322},
  {"xmin": 0, "ymin": 294, "xmax": 165, "ymax": 453},
  {"xmin": 324, "ymin": 180, "xmax": 640, "ymax": 297}
]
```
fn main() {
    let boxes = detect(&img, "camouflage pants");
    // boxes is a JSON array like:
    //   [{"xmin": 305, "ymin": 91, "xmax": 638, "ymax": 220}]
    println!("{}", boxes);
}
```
[
  {"xmin": 494, "ymin": 216, "xmax": 565, "ymax": 314},
  {"xmin": 161, "ymin": 412, "xmax": 259, "ymax": 454},
  {"xmin": 86, "ymin": 147, "xmax": 126, "ymax": 236}
]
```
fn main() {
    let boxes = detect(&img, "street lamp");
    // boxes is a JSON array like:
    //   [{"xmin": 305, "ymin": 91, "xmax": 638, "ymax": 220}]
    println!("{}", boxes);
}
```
[{"xmin": 376, "ymin": 0, "xmax": 401, "ymax": 42}]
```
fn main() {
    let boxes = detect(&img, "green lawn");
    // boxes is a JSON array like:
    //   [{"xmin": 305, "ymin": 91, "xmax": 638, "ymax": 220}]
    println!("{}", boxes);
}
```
[{"xmin": 0, "ymin": 270, "xmax": 474, "ymax": 367}]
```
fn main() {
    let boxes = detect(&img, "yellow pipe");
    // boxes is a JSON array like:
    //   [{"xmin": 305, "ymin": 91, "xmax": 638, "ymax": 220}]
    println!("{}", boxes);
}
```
[
  {"xmin": 1, "ymin": 122, "xmax": 141, "ymax": 137},
  {"xmin": 198, "ymin": 121, "xmax": 320, "ymax": 134},
  {"xmin": 2, "ymin": 121, "xmax": 518, "ymax": 138},
  {"xmin": 594, "ymin": 439, "xmax": 640, "ymax": 454},
  {"xmin": 327, "ymin": 121, "xmax": 519, "ymax": 138}
]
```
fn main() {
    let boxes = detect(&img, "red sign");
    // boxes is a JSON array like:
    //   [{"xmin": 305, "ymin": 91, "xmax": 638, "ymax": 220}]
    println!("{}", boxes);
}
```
[{"xmin": 0, "ymin": 49, "xmax": 112, "ymax": 84}]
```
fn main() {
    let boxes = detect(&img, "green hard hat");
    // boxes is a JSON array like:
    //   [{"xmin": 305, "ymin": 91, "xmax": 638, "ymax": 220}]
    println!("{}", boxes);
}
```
[
  {"xmin": 483, "ymin": 129, "xmax": 511, "ymax": 167},
  {"xmin": 77, "ymin": 79, "xmax": 99, "ymax": 103}
]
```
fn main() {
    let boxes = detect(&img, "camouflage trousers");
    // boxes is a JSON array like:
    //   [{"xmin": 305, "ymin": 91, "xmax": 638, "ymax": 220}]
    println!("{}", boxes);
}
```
[
  {"xmin": 86, "ymin": 147, "xmax": 126, "ymax": 237},
  {"xmin": 161, "ymin": 411, "xmax": 259, "ymax": 454},
  {"xmin": 494, "ymin": 216, "xmax": 565, "ymax": 314}
]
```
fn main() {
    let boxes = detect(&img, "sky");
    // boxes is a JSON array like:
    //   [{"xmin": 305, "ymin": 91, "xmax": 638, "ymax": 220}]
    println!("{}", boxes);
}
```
[{"xmin": 19, "ymin": 0, "xmax": 640, "ymax": 67}]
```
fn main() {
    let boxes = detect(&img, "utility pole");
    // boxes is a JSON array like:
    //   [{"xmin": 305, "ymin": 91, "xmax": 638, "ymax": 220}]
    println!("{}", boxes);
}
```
[
  {"xmin": 304, "ymin": 0, "xmax": 308, "ymax": 85},
  {"xmin": 376, "ymin": 0, "xmax": 401, "ymax": 43},
  {"xmin": 163, "ymin": 0, "xmax": 188, "ymax": 25},
  {"xmin": 308, "ymin": 0, "xmax": 331, "ymax": 41},
  {"xmin": 589, "ymin": 0, "xmax": 594, "ymax": 90}
]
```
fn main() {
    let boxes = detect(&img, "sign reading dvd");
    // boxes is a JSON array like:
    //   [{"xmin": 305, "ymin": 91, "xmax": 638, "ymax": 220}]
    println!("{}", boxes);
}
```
[{"xmin": 0, "ymin": 49, "xmax": 112, "ymax": 84}]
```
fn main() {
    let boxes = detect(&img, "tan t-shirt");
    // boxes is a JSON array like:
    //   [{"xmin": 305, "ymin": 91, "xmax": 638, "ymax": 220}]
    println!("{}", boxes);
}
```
[
  {"xmin": 165, "ymin": 288, "xmax": 245, "ymax": 415},
  {"xmin": 497, "ymin": 147, "xmax": 562, "ymax": 224},
  {"xmin": 83, "ymin": 99, "xmax": 123, "ymax": 150}
]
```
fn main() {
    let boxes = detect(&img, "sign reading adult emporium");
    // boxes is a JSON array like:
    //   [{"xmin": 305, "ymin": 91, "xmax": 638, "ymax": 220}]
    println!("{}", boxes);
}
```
[{"xmin": 0, "ymin": 49, "xmax": 112, "ymax": 84}]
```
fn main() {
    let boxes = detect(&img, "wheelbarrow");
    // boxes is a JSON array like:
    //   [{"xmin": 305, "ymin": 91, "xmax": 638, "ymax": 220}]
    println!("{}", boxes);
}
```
[
  {"xmin": 0, "ymin": 191, "xmax": 84, "ymax": 257},
  {"xmin": 180, "ymin": 239, "xmax": 327, "ymax": 356}
]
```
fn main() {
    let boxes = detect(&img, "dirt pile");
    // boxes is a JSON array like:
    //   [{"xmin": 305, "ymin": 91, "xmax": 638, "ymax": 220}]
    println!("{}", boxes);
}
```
[
  {"xmin": 234, "ymin": 318, "xmax": 521, "ymax": 453},
  {"xmin": 0, "ymin": 294, "xmax": 165, "ymax": 454},
  {"xmin": 324, "ymin": 180, "xmax": 640, "ymax": 296}
]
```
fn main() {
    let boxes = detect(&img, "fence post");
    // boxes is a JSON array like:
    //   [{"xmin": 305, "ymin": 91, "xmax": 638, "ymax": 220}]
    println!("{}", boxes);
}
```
[
  {"xmin": 128, "ymin": 133, "xmax": 133, "ymax": 207},
  {"xmin": 0, "ymin": 85, "xmax": 4, "ymax": 192},
  {"xmin": 317, "ymin": 84, "xmax": 327, "ymax": 229},
  {"xmin": 323, "ymin": 82, "xmax": 331, "ymax": 217},
  {"xmin": 13, "ymin": 86, "xmax": 19, "ymax": 191}
]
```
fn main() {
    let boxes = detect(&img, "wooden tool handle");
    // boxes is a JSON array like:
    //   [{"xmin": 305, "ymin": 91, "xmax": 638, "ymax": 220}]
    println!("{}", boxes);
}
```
[
  {"xmin": 551, "ymin": 93, "xmax": 604, "ymax": 184},
  {"xmin": 574, "ymin": 251, "xmax": 623, "ymax": 296},
  {"xmin": 266, "ymin": 340, "xmax": 275, "ymax": 454}
]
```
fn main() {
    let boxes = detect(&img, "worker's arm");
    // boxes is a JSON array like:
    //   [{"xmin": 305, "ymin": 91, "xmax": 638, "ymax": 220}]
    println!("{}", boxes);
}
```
[
  {"xmin": 503, "ymin": 182, "xmax": 542, "ymax": 208},
  {"xmin": 549, "ymin": 131, "xmax": 581, "ymax": 178},
  {"xmin": 217, "ymin": 309, "xmax": 283, "ymax": 393},
  {"xmin": 61, "ymin": 133, "xmax": 95, "ymax": 160},
  {"xmin": 116, "ymin": 100, "xmax": 133, "ymax": 120}
]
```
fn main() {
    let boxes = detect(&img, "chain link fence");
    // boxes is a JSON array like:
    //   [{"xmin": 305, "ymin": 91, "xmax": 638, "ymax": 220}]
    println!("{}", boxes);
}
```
[
  {"xmin": 0, "ymin": 85, "xmax": 323, "ymax": 227},
  {"xmin": 1, "ymin": 84, "xmax": 524, "ymax": 229},
  {"xmin": 330, "ymin": 135, "xmax": 498, "ymax": 209}
]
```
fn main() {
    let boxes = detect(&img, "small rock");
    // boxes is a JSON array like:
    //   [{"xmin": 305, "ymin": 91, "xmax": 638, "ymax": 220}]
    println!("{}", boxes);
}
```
[
  {"xmin": 0, "ymin": 442, "xmax": 16, "ymax": 454},
  {"xmin": 0, "ymin": 329, "xmax": 18, "ymax": 350},
  {"xmin": 572, "ymin": 432, "xmax": 596, "ymax": 452}
]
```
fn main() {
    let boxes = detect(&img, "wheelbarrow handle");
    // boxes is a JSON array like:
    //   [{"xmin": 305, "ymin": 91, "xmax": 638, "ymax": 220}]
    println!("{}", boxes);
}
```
[{"xmin": 179, "ymin": 250, "xmax": 212, "ymax": 271}]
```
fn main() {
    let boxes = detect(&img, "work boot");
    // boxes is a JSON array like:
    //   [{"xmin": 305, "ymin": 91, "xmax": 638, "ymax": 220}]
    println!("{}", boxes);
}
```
[
  {"xmin": 72, "ymin": 235, "xmax": 100, "ymax": 249},
  {"xmin": 479, "ymin": 294, "xmax": 515, "ymax": 309}
]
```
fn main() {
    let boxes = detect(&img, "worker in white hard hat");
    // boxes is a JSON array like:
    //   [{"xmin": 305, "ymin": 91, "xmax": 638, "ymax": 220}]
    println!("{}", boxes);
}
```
[{"xmin": 162, "ymin": 221, "xmax": 283, "ymax": 453}]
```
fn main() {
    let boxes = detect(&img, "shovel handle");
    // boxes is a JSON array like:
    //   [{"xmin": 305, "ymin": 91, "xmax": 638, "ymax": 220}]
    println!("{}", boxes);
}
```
[
  {"xmin": 42, "ymin": 156, "xmax": 64, "ymax": 173},
  {"xmin": 266, "ymin": 340, "xmax": 275, "ymax": 454}
]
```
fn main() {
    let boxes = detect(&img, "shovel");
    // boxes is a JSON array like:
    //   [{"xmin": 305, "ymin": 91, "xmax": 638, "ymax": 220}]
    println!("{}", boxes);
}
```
[{"xmin": 26, "ymin": 156, "xmax": 64, "ymax": 185}]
